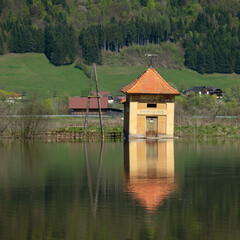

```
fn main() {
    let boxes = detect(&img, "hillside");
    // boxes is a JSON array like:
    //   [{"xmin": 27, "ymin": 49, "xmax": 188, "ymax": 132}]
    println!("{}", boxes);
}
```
[
  {"xmin": 1, "ymin": 53, "xmax": 240, "ymax": 98},
  {"xmin": 0, "ymin": 0, "xmax": 240, "ymax": 75},
  {"xmin": 0, "ymin": 53, "xmax": 89, "ymax": 98}
]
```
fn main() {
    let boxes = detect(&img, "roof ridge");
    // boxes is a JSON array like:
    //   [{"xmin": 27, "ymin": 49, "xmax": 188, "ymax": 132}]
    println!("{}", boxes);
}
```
[
  {"xmin": 129, "ymin": 69, "xmax": 150, "ymax": 93},
  {"xmin": 121, "ymin": 69, "xmax": 148, "ymax": 93},
  {"xmin": 150, "ymin": 68, "xmax": 178, "ymax": 93}
]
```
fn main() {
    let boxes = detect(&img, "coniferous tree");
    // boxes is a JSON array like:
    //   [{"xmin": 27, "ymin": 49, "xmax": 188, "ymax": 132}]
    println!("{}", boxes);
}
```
[
  {"xmin": 184, "ymin": 43, "xmax": 197, "ymax": 71},
  {"xmin": 196, "ymin": 50, "xmax": 205, "ymax": 74},
  {"xmin": 126, "ymin": 19, "xmax": 136, "ymax": 46},
  {"xmin": 177, "ymin": 18, "xmax": 183, "ymax": 39},
  {"xmin": 0, "ymin": 36, "xmax": 3, "ymax": 54},
  {"xmin": 178, "ymin": 0, "xmax": 186, "ymax": 6},
  {"xmin": 7, "ymin": 19, "xmax": 44, "ymax": 53},
  {"xmin": 52, "ymin": 0, "xmax": 66, "ymax": 7},
  {"xmin": 234, "ymin": 46, "xmax": 240, "ymax": 74},
  {"xmin": 45, "ymin": 23, "xmax": 76, "ymax": 66},
  {"xmin": 140, "ymin": 0, "xmax": 147, "ymax": 7},
  {"xmin": 26, "ymin": 0, "xmax": 33, "ymax": 5},
  {"xmin": 79, "ymin": 28, "xmax": 101, "ymax": 64},
  {"xmin": 0, "ymin": 0, "xmax": 3, "ymax": 15},
  {"xmin": 203, "ymin": 45, "xmax": 214, "ymax": 74}
]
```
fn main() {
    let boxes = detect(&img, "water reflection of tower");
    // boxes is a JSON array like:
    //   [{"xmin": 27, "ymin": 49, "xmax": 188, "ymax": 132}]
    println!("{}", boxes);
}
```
[{"xmin": 124, "ymin": 140, "xmax": 177, "ymax": 212}]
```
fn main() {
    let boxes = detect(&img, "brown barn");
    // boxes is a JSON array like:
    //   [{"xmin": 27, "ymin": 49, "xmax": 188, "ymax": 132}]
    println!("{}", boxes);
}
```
[{"xmin": 68, "ymin": 97, "xmax": 108, "ymax": 115}]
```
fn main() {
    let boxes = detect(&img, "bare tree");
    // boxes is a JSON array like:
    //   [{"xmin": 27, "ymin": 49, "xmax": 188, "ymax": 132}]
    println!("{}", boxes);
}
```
[{"xmin": 17, "ymin": 99, "xmax": 49, "ymax": 139}]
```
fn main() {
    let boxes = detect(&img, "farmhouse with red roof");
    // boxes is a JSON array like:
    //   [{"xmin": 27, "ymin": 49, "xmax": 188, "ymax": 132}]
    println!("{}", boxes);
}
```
[{"xmin": 69, "ymin": 97, "xmax": 108, "ymax": 115}]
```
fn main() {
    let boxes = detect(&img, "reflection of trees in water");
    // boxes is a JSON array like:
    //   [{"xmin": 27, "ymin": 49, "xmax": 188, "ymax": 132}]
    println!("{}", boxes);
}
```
[
  {"xmin": 0, "ymin": 142, "xmax": 239, "ymax": 239},
  {"xmin": 0, "ymin": 141, "xmax": 45, "ymax": 183}
]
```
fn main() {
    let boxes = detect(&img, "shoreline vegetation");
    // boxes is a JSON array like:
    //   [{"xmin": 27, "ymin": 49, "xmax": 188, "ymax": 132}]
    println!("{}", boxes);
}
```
[
  {"xmin": 1, "ymin": 93, "xmax": 240, "ymax": 141},
  {"xmin": 175, "ymin": 122, "xmax": 240, "ymax": 139},
  {"xmin": 1, "ymin": 116, "xmax": 240, "ymax": 141}
]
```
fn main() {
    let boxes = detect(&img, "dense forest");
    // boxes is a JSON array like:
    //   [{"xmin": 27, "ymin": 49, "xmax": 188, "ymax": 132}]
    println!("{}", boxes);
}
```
[{"xmin": 0, "ymin": 0, "xmax": 240, "ymax": 73}]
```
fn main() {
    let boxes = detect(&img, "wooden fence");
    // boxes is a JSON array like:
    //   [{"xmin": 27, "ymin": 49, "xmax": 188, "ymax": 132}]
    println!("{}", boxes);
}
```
[{"xmin": 31, "ymin": 131, "xmax": 123, "ymax": 142}]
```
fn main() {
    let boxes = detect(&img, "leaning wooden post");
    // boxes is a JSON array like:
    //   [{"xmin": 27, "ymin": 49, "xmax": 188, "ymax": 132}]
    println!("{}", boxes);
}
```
[
  {"xmin": 93, "ymin": 64, "xmax": 104, "ymax": 139},
  {"xmin": 84, "ymin": 67, "xmax": 94, "ymax": 138}
]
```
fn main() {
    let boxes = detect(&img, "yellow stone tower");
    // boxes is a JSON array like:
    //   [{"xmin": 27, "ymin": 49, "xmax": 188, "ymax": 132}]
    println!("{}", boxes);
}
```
[{"xmin": 121, "ymin": 68, "xmax": 179, "ymax": 139}]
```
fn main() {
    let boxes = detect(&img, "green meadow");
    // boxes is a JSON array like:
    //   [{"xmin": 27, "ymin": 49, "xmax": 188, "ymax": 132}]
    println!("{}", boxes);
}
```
[
  {"xmin": 1, "ymin": 53, "xmax": 240, "ymax": 98},
  {"xmin": 0, "ymin": 53, "xmax": 90, "ymax": 98}
]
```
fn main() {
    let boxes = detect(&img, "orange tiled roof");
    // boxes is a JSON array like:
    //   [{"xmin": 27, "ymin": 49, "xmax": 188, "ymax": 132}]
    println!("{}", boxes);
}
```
[{"xmin": 121, "ymin": 68, "xmax": 179, "ymax": 95}]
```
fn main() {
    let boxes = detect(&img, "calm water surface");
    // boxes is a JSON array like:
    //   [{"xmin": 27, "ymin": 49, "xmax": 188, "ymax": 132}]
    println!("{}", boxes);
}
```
[{"xmin": 0, "ymin": 140, "xmax": 240, "ymax": 240}]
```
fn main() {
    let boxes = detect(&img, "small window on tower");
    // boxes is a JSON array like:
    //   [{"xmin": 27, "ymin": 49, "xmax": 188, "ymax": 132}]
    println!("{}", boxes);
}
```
[{"xmin": 147, "ymin": 104, "xmax": 157, "ymax": 108}]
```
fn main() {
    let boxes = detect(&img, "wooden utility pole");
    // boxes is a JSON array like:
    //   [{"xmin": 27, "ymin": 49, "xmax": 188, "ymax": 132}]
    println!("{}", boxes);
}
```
[{"xmin": 84, "ymin": 63, "xmax": 104, "ymax": 139}]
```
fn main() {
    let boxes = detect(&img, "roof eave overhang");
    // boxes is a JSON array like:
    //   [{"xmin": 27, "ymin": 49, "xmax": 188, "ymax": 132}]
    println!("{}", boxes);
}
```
[
  {"xmin": 70, "ymin": 108, "xmax": 108, "ymax": 110},
  {"xmin": 122, "ymin": 92, "xmax": 180, "ymax": 95}
]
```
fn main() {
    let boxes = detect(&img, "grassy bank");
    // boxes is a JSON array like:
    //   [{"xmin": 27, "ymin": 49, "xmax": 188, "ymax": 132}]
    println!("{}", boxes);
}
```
[
  {"xmin": 46, "ymin": 116, "xmax": 123, "ymax": 131},
  {"xmin": 1, "ymin": 53, "xmax": 240, "ymax": 98},
  {"xmin": 175, "ymin": 123, "xmax": 240, "ymax": 139},
  {"xmin": 52, "ymin": 122, "xmax": 240, "ymax": 139},
  {"xmin": 48, "ymin": 117, "xmax": 240, "ymax": 139}
]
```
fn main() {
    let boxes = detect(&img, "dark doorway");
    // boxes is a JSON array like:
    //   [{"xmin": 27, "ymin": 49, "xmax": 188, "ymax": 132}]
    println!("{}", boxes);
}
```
[{"xmin": 146, "ymin": 117, "xmax": 157, "ymax": 137}]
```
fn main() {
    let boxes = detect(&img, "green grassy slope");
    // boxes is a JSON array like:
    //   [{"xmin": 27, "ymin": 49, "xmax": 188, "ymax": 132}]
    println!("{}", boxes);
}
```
[
  {"xmin": 0, "ymin": 53, "xmax": 89, "ymax": 98},
  {"xmin": 157, "ymin": 68, "xmax": 240, "ymax": 90},
  {"xmin": 1, "ymin": 53, "xmax": 240, "ymax": 98},
  {"xmin": 97, "ymin": 66, "xmax": 240, "ymax": 94}
]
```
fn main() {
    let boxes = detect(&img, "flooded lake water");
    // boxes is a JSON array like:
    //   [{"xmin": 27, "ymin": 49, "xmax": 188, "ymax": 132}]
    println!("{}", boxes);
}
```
[{"xmin": 0, "ymin": 139, "xmax": 240, "ymax": 240}]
